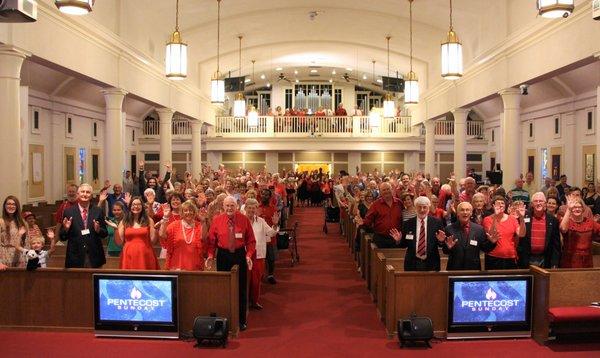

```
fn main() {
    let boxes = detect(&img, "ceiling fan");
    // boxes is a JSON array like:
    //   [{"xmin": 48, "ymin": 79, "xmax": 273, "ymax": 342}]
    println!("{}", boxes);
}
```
[
  {"xmin": 342, "ymin": 72, "xmax": 358, "ymax": 82},
  {"xmin": 277, "ymin": 72, "xmax": 292, "ymax": 83}
]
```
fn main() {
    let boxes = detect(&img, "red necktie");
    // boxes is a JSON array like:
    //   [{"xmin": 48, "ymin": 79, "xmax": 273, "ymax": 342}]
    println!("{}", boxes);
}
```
[
  {"xmin": 227, "ymin": 217, "xmax": 236, "ymax": 253},
  {"xmin": 463, "ymin": 222, "xmax": 470, "ymax": 238},
  {"xmin": 82, "ymin": 208, "xmax": 88, "ymax": 229},
  {"xmin": 417, "ymin": 218, "xmax": 426, "ymax": 258}
]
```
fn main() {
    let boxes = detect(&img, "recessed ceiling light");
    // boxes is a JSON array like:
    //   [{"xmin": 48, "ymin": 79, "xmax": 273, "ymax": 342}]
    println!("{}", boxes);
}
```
[
  {"xmin": 362, "ymin": 74, "xmax": 367, "ymax": 80},
  {"xmin": 295, "ymin": 79, "xmax": 299, "ymax": 83},
  {"xmin": 275, "ymin": 67, "xmax": 283, "ymax": 71},
  {"xmin": 376, "ymin": 79, "xmax": 383, "ymax": 83},
  {"xmin": 331, "ymin": 69, "xmax": 336, "ymax": 75},
  {"xmin": 346, "ymin": 68, "xmax": 353, "ymax": 71},
  {"xmin": 329, "ymin": 79, "xmax": 333, "ymax": 83},
  {"xmin": 294, "ymin": 70, "xmax": 298, "ymax": 75},
  {"xmin": 245, "ymin": 78, "xmax": 251, "ymax": 83},
  {"xmin": 310, "ymin": 69, "xmax": 318, "ymax": 73},
  {"xmin": 260, "ymin": 74, "xmax": 266, "ymax": 79},
  {"xmin": 267, "ymin": 83, "xmax": 271, "ymax": 87}
]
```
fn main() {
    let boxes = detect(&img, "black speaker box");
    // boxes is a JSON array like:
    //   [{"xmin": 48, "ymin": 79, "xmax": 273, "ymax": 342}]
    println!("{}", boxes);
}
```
[
  {"xmin": 397, "ymin": 316, "xmax": 433, "ymax": 348},
  {"xmin": 193, "ymin": 314, "xmax": 229, "ymax": 348}
]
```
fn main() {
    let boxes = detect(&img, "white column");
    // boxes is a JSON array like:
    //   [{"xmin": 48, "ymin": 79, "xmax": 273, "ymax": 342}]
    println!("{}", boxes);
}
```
[
  {"xmin": 563, "ymin": 112, "xmax": 576, "ymax": 183},
  {"xmin": 191, "ymin": 120, "xmax": 203, "ymax": 179},
  {"xmin": 405, "ymin": 152, "xmax": 419, "ymax": 173},
  {"xmin": 0, "ymin": 46, "xmax": 28, "ymax": 201},
  {"xmin": 596, "ymin": 86, "xmax": 600, "ymax": 182},
  {"xmin": 424, "ymin": 120, "xmax": 436, "ymax": 177},
  {"xmin": 452, "ymin": 108, "xmax": 469, "ymax": 179},
  {"xmin": 499, "ymin": 88, "xmax": 522, "ymax": 188},
  {"xmin": 102, "ymin": 88, "xmax": 127, "ymax": 187},
  {"xmin": 156, "ymin": 108, "xmax": 174, "ymax": 179},
  {"xmin": 265, "ymin": 152, "xmax": 278, "ymax": 174}
]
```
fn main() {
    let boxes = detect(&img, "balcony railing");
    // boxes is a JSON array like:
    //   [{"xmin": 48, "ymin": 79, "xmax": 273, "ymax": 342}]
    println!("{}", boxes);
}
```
[
  {"xmin": 213, "ymin": 116, "xmax": 414, "ymax": 138},
  {"xmin": 435, "ymin": 120, "xmax": 484, "ymax": 137},
  {"xmin": 142, "ymin": 120, "xmax": 193, "ymax": 137}
]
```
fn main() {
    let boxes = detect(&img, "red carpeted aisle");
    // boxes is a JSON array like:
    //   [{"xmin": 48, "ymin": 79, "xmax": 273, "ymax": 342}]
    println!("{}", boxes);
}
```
[{"xmin": 2, "ymin": 207, "xmax": 600, "ymax": 357}]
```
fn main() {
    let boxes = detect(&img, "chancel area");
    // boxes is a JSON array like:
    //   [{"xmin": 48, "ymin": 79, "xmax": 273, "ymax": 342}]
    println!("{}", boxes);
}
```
[{"xmin": 1, "ymin": 0, "xmax": 600, "ymax": 355}]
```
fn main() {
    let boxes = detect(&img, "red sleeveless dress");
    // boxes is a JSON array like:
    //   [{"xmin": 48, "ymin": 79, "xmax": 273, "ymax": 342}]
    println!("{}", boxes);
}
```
[{"xmin": 120, "ymin": 226, "xmax": 159, "ymax": 270}]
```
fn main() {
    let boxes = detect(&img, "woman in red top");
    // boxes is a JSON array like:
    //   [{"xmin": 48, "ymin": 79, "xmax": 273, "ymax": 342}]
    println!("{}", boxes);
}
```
[
  {"xmin": 158, "ymin": 200, "xmax": 204, "ymax": 271},
  {"xmin": 108, "ymin": 197, "xmax": 159, "ymax": 270},
  {"xmin": 482, "ymin": 196, "xmax": 526, "ymax": 270},
  {"xmin": 559, "ymin": 197, "xmax": 600, "ymax": 268}
]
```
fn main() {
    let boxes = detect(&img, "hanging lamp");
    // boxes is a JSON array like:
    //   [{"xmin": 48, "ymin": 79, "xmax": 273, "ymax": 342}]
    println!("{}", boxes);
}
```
[
  {"xmin": 55, "ymin": 0, "xmax": 94, "ymax": 15},
  {"xmin": 248, "ymin": 106, "xmax": 259, "ymax": 127},
  {"xmin": 369, "ymin": 110, "xmax": 381, "ymax": 129},
  {"xmin": 441, "ymin": 0, "xmax": 463, "ymax": 80},
  {"xmin": 165, "ymin": 0, "xmax": 188, "ymax": 80},
  {"xmin": 383, "ymin": 36, "xmax": 396, "ymax": 118},
  {"xmin": 233, "ymin": 35, "xmax": 246, "ymax": 117},
  {"xmin": 537, "ymin": 0, "xmax": 574, "ymax": 18},
  {"xmin": 404, "ymin": 0, "xmax": 419, "ymax": 105},
  {"xmin": 211, "ymin": 0, "xmax": 225, "ymax": 103}
]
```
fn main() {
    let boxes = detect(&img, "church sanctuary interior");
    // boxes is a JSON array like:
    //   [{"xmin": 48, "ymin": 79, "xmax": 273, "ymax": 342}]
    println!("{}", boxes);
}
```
[{"xmin": 3, "ymin": 0, "xmax": 600, "ymax": 356}]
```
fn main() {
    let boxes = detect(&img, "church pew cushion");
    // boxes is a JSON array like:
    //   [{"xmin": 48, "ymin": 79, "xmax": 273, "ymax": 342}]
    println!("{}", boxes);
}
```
[{"xmin": 548, "ymin": 307, "xmax": 600, "ymax": 323}]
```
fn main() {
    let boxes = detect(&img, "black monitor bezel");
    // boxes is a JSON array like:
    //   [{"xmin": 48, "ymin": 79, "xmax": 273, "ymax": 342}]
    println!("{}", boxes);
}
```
[
  {"xmin": 93, "ymin": 273, "xmax": 179, "ymax": 334},
  {"xmin": 447, "ymin": 275, "xmax": 533, "ymax": 335}
]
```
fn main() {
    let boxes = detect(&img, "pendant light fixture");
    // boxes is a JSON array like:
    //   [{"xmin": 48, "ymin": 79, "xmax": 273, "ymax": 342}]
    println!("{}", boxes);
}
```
[
  {"xmin": 165, "ymin": 0, "xmax": 188, "ymax": 80},
  {"xmin": 55, "ymin": 0, "xmax": 94, "ymax": 15},
  {"xmin": 441, "ymin": 0, "xmax": 463, "ymax": 80},
  {"xmin": 233, "ymin": 35, "xmax": 246, "ymax": 118},
  {"xmin": 248, "ymin": 106, "xmax": 259, "ymax": 127},
  {"xmin": 383, "ymin": 36, "xmax": 396, "ymax": 118},
  {"xmin": 369, "ymin": 110, "xmax": 381, "ymax": 129},
  {"xmin": 404, "ymin": 0, "xmax": 419, "ymax": 105},
  {"xmin": 211, "ymin": 0, "xmax": 225, "ymax": 103},
  {"xmin": 537, "ymin": 0, "xmax": 574, "ymax": 19}
]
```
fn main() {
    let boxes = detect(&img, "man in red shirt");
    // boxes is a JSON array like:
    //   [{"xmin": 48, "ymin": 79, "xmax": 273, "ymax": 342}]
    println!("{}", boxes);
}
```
[
  {"xmin": 361, "ymin": 182, "xmax": 403, "ymax": 248},
  {"xmin": 517, "ymin": 192, "xmax": 561, "ymax": 268},
  {"xmin": 54, "ymin": 184, "xmax": 79, "ymax": 235},
  {"xmin": 206, "ymin": 196, "xmax": 256, "ymax": 331}
]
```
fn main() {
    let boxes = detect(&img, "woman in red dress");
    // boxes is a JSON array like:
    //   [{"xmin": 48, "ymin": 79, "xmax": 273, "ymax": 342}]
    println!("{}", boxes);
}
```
[
  {"xmin": 158, "ymin": 200, "xmax": 204, "ymax": 271},
  {"xmin": 108, "ymin": 196, "xmax": 159, "ymax": 270},
  {"xmin": 559, "ymin": 197, "xmax": 600, "ymax": 268}
]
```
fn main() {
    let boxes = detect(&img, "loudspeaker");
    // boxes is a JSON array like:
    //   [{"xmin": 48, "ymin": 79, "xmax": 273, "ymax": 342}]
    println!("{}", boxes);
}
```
[
  {"xmin": 193, "ymin": 313, "xmax": 228, "ymax": 348},
  {"xmin": 397, "ymin": 316, "xmax": 433, "ymax": 348}
]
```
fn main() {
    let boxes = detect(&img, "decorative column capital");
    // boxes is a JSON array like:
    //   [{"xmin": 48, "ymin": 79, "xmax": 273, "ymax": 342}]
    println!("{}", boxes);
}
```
[
  {"xmin": 0, "ymin": 45, "xmax": 30, "ymax": 79},
  {"xmin": 498, "ymin": 88, "xmax": 521, "ymax": 110},
  {"xmin": 451, "ymin": 108, "xmax": 470, "ymax": 124},
  {"xmin": 191, "ymin": 120, "xmax": 204, "ymax": 130},
  {"xmin": 101, "ymin": 88, "xmax": 128, "ymax": 110},
  {"xmin": 156, "ymin": 108, "xmax": 174, "ymax": 124}
]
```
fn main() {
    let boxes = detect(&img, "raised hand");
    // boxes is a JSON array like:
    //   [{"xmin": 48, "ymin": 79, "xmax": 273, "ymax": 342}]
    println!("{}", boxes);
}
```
[
  {"xmin": 446, "ymin": 235, "xmax": 457, "ymax": 249},
  {"xmin": 162, "ymin": 203, "xmax": 171, "ymax": 218},
  {"xmin": 62, "ymin": 217, "xmax": 73, "ymax": 231},
  {"xmin": 98, "ymin": 190, "xmax": 108, "ymax": 203},
  {"xmin": 93, "ymin": 219, "xmax": 101, "ymax": 233},
  {"xmin": 389, "ymin": 228, "xmax": 402, "ymax": 242},
  {"xmin": 138, "ymin": 160, "xmax": 145, "ymax": 169},
  {"xmin": 486, "ymin": 231, "xmax": 499, "ymax": 244},
  {"xmin": 104, "ymin": 179, "xmax": 111, "ymax": 189},
  {"xmin": 124, "ymin": 192, "xmax": 132, "ymax": 205},
  {"xmin": 46, "ymin": 228, "xmax": 55, "ymax": 240},
  {"xmin": 164, "ymin": 161, "xmax": 172, "ymax": 171},
  {"xmin": 105, "ymin": 218, "xmax": 118, "ymax": 229},
  {"xmin": 272, "ymin": 211, "xmax": 281, "ymax": 225},
  {"xmin": 436, "ymin": 229, "xmax": 446, "ymax": 243}
]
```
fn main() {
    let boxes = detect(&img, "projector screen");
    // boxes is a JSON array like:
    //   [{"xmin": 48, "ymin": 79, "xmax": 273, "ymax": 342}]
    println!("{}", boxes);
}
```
[
  {"xmin": 451, "ymin": 279, "xmax": 527, "ymax": 324},
  {"xmin": 98, "ymin": 278, "xmax": 174, "ymax": 322}
]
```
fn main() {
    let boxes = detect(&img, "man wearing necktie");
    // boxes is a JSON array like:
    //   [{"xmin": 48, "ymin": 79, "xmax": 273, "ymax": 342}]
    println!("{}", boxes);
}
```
[
  {"xmin": 206, "ymin": 196, "xmax": 256, "ymax": 331},
  {"xmin": 439, "ymin": 202, "xmax": 498, "ymax": 270},
  {"xmin": 391, "ymin": 196, "xmax": 444, "ymax": 271}
]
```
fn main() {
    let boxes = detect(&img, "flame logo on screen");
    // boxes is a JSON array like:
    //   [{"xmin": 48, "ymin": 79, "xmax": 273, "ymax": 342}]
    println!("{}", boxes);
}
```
[
  {"xmin": 130, "ymin": 287, "xmax": 142, "ymax": 300},
  {"xmin": 485, "ymin": 288, "xmax": 497, "ymax": 300}
]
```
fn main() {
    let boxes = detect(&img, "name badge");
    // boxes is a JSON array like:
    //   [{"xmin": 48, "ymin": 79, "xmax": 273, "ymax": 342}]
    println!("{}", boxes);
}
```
[
  {"xmin": 524, "ymin": 218, "xmax": 531, "ymax": 223},
  {"xmin": 81, "ymin": 229, "xmax": 90, "ymax": 236},
  {"xmin": 235, "ymin": 233, "xmax": 243, "ymax": 239},
  {"xmin": 406, "ymin": 234, "xmax": 414, "ymax": 241},
  {"xmin": 469, "ymin": 239, "xmax": 478, "ymax": 246}
]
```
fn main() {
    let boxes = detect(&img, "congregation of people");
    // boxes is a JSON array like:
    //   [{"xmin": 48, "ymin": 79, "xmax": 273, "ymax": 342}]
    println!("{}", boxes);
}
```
[{"xmin": 2, "ymin": 161, "xmax": 600, "ymax": 329}]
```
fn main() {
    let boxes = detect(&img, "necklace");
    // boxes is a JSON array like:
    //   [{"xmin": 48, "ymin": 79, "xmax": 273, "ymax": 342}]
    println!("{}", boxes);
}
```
[{"xmin": 181, "ymin": 221, "xmax": 195, "ymax": 244}]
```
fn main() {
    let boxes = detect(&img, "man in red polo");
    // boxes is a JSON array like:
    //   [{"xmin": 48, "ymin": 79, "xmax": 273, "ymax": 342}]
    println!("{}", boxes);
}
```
[
  {"xmin": 361, "ymin": 182, "xmax": 403, "ymax": 248},
  {"xmin": 206, "ymin": 196, "xmax": 256, "ymax": 331}
]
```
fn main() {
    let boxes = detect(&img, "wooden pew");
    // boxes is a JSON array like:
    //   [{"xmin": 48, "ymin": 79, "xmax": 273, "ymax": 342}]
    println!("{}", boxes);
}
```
[
  {"xmin": 531, "ymin": 266, "xmax": 600, "ymax": 343},
  {"xmin": 46, "ymin": 256, "xmax": 167, "ymax": 270},
  {"xmin": 376, "ymin": 257, "xmax": 404, "ymax": 322},
  {"xmin": 0, "ymin": 267, "xmax": 240, "ymax": 336},
  {"xmin": 45, "ymin": 245, "xmax": 163, "ymax": 258},
  {"xmin": 360, "ymin": 233, "xmax": 372, "ymax": 280},
  {"xmin": 369, "ymin": 248, "xmax": 406, "ymax": 299},
  {"xmin": 383, "ymin": 268, "xmax": 529, "ymax": 338}
]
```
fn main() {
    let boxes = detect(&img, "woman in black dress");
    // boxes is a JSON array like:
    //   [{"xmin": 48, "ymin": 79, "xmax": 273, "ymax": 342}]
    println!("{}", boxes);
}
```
[{"xmin": 297, "ymin": 173, "xmax": 309, "ymax": 207}]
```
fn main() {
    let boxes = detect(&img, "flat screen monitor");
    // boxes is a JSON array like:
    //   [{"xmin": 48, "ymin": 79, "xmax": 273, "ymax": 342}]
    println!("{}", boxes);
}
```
[
  {"xmin": 447, "ymin": 275, "xmax": 533, "ymax": 339},
  {"xmin": 224, "ymin": 76, "xmax": 245, "ymax": 92},
  {"xmin": 382, "ymin": 76, "xmax": 405, "ymax": 93},
  {"xmin": 93, "ymin": 274, "xmax": 179, "ymax": 339}
]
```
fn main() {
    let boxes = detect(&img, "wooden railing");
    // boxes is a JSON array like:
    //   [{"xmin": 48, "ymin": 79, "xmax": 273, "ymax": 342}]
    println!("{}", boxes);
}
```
[
  {"xmin": 142, "ymin": 119, "xmax": 192, "ymax": 137},
  {"xmin": 435, "ymin": 120, "xmax": 484, "ymax": 137}
]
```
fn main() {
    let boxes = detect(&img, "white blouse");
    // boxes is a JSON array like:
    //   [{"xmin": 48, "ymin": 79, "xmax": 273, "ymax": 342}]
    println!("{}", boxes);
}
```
[{"xmin": 250, "ymin": 215, "xmax": 277, "ymax": 259}]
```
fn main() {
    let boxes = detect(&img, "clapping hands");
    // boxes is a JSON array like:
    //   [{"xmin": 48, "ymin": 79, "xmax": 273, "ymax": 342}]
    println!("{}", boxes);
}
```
[
  {"xmin": 435, "ymin": 229, "xmax": 446, "ymax": 243},
  {"xmin": 62, "ymin": 217, "xmax": 73, "ymax": 231}
]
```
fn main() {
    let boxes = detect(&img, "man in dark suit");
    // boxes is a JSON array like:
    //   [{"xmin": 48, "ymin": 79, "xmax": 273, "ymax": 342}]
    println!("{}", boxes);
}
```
[
  {"xmin": 59, "ymin": 183, "xmax": 108, "ymax": 268},
  {"xmin": 439, "ymin": 202, "xmax": 497, "ymax": 270},
  {"xmin": 391, "ymin": 196, "xmax": 444, "ymax": 271},
  {"xmin": 517, "ymin": 192, "xmax": 561, "ymax": 268}
]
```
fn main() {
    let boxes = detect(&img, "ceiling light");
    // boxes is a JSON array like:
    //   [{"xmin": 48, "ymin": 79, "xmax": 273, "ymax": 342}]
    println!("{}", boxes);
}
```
[
  {"xmin": 260, "ymin": 74, "xmax": 266, "ymax": 79},
  {"xmin": 405, "ymin": 0, "xmax": 419, "ymax": 105},
  {"xmin": 266, "ymin": 83, "xmax": 271, "ymax": 88},
  {"xmin": 362, "ymin": 74, "xmax": 367, "ymax": 80},
  {"xmin": 244, "ymin": 78, "xmax": 251, "ymax": 83},
  {"xmin": 332, "ymin": 69, "xmax": 336, "ymax": 75},
  {"xmin": 383, "ymin": 36, "xmax": 396, "ymax": 117},
  {"xmin": 310, "ymin": 69, "xmax": 318, "ymax": 73},
  {"xmin": 276, "ymin": 67, "xmax": 283, "ymax": 71},
  {"xmin": 295, "ymin": 79, "xmax": 299, "ymax": 83},
  {"xmin": 441, "ymin": 0, "xmax": 463, "ymax": 80},
  {"xmin": 376, "ymin": 79, "xmax": 383, "ymax": 83},
  {"xmin": 345, "ymin": 68, "xmax": 353, "ymax": 71},
  {"xmin": 329, "ymin": 79, "xmax": 333, "ymax": 83},
  {"xmin": 233, "ymin": 36, "xmax": 246, "ymax": 117},
  {"xmin": 55, "ymin": 0, "xmax": 94, "ymax": 15},
  {"xmin": 537, "ymin": 0, "xmax": 574, "ymax": 18},
  {"xmin": 165, "ymin": 0, "xmax": 187, "ymax": 80},
  {"xmin": 211, "ymin": 0, "xmax": 225, "ymax": 103},
  {"xmin": 294, "ymin": 70, "xmax": 298, "ymax": 75},
  {"xmin": 248, "ymin": 106, "xmax": 259, "ymax": 127},
  {"xmin": 369, "ymin": 111, "xmax": 381, "ymax": 128}
]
